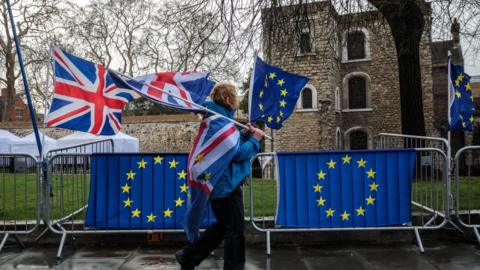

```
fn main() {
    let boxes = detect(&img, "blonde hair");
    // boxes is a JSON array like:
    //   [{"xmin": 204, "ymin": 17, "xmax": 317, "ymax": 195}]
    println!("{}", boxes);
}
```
[{"xmin": 210, "ymin": 83, "xmax": 239, "ymax": 109}]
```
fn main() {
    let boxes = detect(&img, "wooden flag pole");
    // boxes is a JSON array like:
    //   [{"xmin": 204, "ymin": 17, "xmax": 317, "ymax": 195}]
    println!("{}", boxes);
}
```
[{"xmin": 112, "ymin": 71, "xmax": 273, "ymax": 140}]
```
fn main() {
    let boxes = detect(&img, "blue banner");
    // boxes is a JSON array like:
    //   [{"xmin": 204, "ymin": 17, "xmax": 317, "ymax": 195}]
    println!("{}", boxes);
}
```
[
  {"xmin": 85, "ymin": 153, "xmax": 215, "ymax": 229},
  {"xmin": 276, "ymin": 149, "xmax": 416, "ymax": 228}
]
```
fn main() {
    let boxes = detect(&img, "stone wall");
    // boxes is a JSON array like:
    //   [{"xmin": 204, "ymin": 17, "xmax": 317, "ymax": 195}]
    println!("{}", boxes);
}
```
[{"xmin": 0, "ymin": 114, "xmax": 200, "ymax": 153}]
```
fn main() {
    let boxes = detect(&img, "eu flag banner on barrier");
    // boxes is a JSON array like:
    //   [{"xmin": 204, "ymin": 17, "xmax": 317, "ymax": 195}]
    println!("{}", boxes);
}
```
[
  {"xmin": 249, "ymin": 56, "xmax": 309, "ymax": 129},
  {"xmin": 449, "ymin": 56, "xmax": 474, "ymax": 131},
  {"xmin": 85, "ymin": 153, "xmax": 215, "ymax": 229},
  {"xmin": 275, "ymin": 149, "xmax": 416, "ymax": 228}
]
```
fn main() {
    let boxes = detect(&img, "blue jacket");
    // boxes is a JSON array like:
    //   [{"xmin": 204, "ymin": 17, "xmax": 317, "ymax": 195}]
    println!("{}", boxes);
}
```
[{"xmin": 202, "ymin": 101, "xmax": 261, "ymax": 199}]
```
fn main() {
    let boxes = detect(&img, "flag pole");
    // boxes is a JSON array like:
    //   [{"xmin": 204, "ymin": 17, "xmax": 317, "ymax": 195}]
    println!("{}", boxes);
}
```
[
  {"xmin": 447, "ymin": 50, "xmax": 452, "ymax": 175},
  {"xmin": 248, "ymin": 51, "xmax": 258, "ymax": 123},
  {"xmin": 6, "ymin": 0, "xmax": 42, "ymax": 156},
  {"xmin": 112, "ymin": 71, "xmax": 273, "ymax": 140}
]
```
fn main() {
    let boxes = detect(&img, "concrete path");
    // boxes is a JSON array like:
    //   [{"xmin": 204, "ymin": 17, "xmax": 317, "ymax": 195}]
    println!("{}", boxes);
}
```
[{"xmin": 0, "ymin": 241, "xmax": 479, "ymax": 269}]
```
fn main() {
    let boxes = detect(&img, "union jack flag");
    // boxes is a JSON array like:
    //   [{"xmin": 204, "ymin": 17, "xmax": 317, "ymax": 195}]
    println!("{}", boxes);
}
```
[
  {"xmin": 111, "ymin": 71, "xmax": 215, "ymax": 112},
  {"xmin": 183, "ymin": 115, "xmax": 240, "ymax": 242},
  {"xmin": 46, "ymin": 48, "xmax": 139, "ymax": 135}
]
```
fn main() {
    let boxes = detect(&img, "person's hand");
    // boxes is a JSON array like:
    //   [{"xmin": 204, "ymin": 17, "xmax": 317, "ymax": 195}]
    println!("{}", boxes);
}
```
[
  {"xmin": 251, "ymin": 126, "xmax": 264, "ymax": 141},
  {"xmin": 244, "ymin": 123, "xmax": 254, "ymax": 135}
]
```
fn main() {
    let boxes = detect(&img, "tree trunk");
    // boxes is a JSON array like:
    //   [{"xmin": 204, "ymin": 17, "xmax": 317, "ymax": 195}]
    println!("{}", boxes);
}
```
[{"xmin": 368, "ymin": 0, "xmax": 426, "ymax": 136}]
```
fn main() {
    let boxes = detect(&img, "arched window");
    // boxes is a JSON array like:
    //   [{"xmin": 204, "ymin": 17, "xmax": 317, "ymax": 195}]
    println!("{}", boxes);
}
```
[
  {"xmin": 348, "ymin": 77, "xmax": 366, "ymax": 109},
  {"xmin": 349, "ymin": 130, "xmax": 368, "ymax": 150},
  {"xmin": 302, "ymin": 88, "xmax": 313, "ymax": 109},
  {"xmin": 299, "ymin": 31, "xmax": 312, "ymax": 54},
  {"xmin": 297, "ymin": 84, "xmax": 317, "ymax": 111},
  {"xmin": 347, "ymin": 31, "xmax": 366, "ymax": 60},
  {"xmin": 335, "ymin": 127, "xmax": 342, "ymax": 149}
]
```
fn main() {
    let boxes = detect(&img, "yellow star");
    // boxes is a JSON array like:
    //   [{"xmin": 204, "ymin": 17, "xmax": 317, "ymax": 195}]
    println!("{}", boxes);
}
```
[
  {"xmin": 357, "ymin": 158, "xmax": 367, "ymax": 168},
  {"xmin": 316, "ymin": 197, "xmax": 326, "ymax": 206},
  {"xmin": 456, "ymin": 91, "xmax": 461, "ymax": 98},
  {"xmin": 264, "ymin": 80, "xmax": 268, "ymax": 88},
  {"xmin": 267, "ymin": 116, "xmax": 273, "ymax": 123},
  {"xmin": 180, "ymin": 183, "xmax": 188, "ymax": 193},
  {"xmin": 313, "ymin": 183, "xmax": 323, "ymax": 193},
  {"xmin": 195, "ymin": 154, "xmax": 205, "ymax": 163},
  {"xmin": 366, "ymin": 195, "xmax": 375, "ymax": 205},
  {"xmin": 131, "ymin": 208, "xmax": 141, "ymax": 218},
  {"xmin": 175, "ymin": 197, "xmax": 185, "ymax": 207},
  {"xmin": 276, "ymin": 116, "xmax": 281, "ymax": 123},
  {"xmin": 121, "ymin": 183, "xmax": 131, "ymax": 193},
  {"xmin": 458, "ymin": 73, "xmax": 464, "ymax": 82},
  {"xmin": 277, "ymin": 78, "xmax": 285, "ymax": 86},
  {"xmin": 154, "ymin": 155, "xmax": 164, "ymax": 164},
  {"xmin": 342, "ymin": 155, "xmax": 352, "ymax": 164},
  {"xmin": 137, "ymin": 159, "xmax": 147, "ymax": 169},
  {"xmin": 163, "ymin": 208, "xmax": 173, "ymax": 218},
  {"xmin": 126, "ymin": 170, "xmax": 136, "ymax": 180},
  {"xmin": 279, "ymin": 111, "xmax": 284, "ymax": 117},
  {"xmin": 462, "ymin": 121, "xmax": 467, "ymax": 128},
  {"xmin": 366, "ymin": 168, "xmax": 376, "ymax": 178},
  {"xmin": 341, "ymin": 211, "xmax": 350, "ymax": 221},
  {"xmin": 356, "ymin": 206, "xmax": 366, "ymax": 216},
  {"xmin": 169, "ymin": 159, "xmax": 179, "ymax": 168},
  {"xmin": 269, "ymin": 72, "xmax": 277, "ymax": 79},
  {"xmin": 259, "ymin": 103, "xmax": 264, "ymax": 111},
  {"xmin": 177, "ymin": 170, "xmax": 187, "ymax": 180},
  {"xmin": 369, "ymin": 182, "xmax": 379, "ymax": 191},
  {"xmin": 204, "ymin": 172, "xmax": 212, "ymax": 181},
  {"xmin": 259, "ymin": 90, "xmax": 264, "ymax": 98},
  {"xmin": 279, "ymin": 99, "xmax": 287, "ymax": 108},
  {"xmin": 455, "ymin": 79, "xmax": 460, "ymax": 87},
  {"xmin": 327, "ymin": 160, "xmax": 336, "ymax": 169},
  {"xmin": 123, "ymin": 197, "xmax": 133, "ymax": 207},
  {"xmin": 280, "ymin": 89, "xmax": 288, "ymax": 97},
  {"xmin": 466, "ymin": 83, "xmax": 471, "ymax": 91},
  {"xmin": 316, "ymin": 170, "xmax": 326, "ymax": 180},
  {"xmin": 471, "ymin": 95, "xmax": 474, "ymax": 101},
  {"xmin": 147, "ymin": 212, "xmax": 157, "ymax": 223},
  {"xmin": 470, "ymin": 116, "xmax": 475, "ymax": 123},
  {"xmin": 325, "ymin": 208, "xmax": 335, "ymax": 217}
]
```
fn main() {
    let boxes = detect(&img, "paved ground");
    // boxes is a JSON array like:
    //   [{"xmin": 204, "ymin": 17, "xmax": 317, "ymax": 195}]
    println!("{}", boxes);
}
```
[{"xmin": 0, "ymin": 240, "xmax": 479, "ymax": 269}]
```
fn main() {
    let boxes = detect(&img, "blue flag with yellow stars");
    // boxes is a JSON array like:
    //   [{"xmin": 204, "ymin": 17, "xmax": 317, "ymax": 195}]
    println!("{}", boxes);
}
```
[
  {"xmin": 249, "ymin": 56, "xmax": 309, "ymax": 129},
  {"xmin": 85, "ymin": 153, "xmax": 215, "ymax": 229},
  {"xmin": 275, "ymin": 149, "xmax": 416, "ymax": 228},
  {"xmin": 449, "ymin": 57, "xmax": 474, "ymax": 131}
]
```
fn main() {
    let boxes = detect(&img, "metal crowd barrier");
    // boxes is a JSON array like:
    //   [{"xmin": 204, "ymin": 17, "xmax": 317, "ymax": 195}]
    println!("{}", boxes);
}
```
[
  {"xmin": 454, "ymin": 146, "xmax": 480, "ymax": 244},
  {"xmin": 248, "ymin": 148, "xmax": 449, "ymax": 255},
  {"xmin": 46, "ymin": 139, "xmax": 114, "ymax": 158},
  {"xmin": 0, "ymin": 153, "xmax": 39, "ymax": 252},
  {"xmin": 374, "ymin": 133, "xmax": 449, "ymax": 154}
]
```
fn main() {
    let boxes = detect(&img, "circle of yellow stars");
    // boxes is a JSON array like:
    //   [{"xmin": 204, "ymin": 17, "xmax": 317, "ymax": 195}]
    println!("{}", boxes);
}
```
[
  {"xmin": 120, "ymin": 156, "xmax": 189, "ymax": 224},
  {"xmin": 452, "ymin": 72, "xmax": 475, "ymax": 129},
  {"xmin": 258, "ymin": 72, "xmax": 289, "ymax": 125},
  {"xmin": 312, "ymin": 155, "xmax": 379, "ymax": 221}
]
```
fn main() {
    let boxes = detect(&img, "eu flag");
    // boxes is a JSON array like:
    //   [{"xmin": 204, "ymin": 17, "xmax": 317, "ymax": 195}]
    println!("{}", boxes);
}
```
[
  {"xmin": 85, "ymin": 153, "xmax": 215, "ymax": 229},
  {"xmin": 249, "ymin": 56, "xmax": 309, "ymax": 129},
  {"xmin": 449, "ymin": 57, "xmax": 474, "ymax": 131},
  {"xmin": 276, "ymin": 149, "xmax": 416, "ymax": 228}
]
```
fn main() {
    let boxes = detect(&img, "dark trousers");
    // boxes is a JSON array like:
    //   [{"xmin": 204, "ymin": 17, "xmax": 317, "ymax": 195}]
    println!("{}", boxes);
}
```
[{"xmin": 182, "ymin": 186, "xmax": 245, "ymax": 270}]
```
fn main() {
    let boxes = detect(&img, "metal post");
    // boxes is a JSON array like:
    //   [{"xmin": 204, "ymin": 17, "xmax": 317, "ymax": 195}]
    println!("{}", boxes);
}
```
[
  {"xmin": 414, "ymin": 228, "xmax": 424, "ymax": 253},
  {"xmin": 57, "ymin": 231, "xmax": 67, "ymax": 259},
  {"xmin": 5, "ymin": 0, "xmax": 42, "ymax": 155},
  {"xmin": 0, "ymin": 233, "xmax": 9, "ymax": 252},
  {"xmin": 266, "ymin": 231, "xmax": 271, "ymax": 256},
  {"xmin": 474, "ymin": 227, "xmax": 480, "ymax": 245}
]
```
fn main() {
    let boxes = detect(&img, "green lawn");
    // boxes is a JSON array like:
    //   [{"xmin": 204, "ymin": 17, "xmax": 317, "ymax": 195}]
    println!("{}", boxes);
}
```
[{"xmin": 0, "ymin": 174, "xmax": 480, "ymax": 221}]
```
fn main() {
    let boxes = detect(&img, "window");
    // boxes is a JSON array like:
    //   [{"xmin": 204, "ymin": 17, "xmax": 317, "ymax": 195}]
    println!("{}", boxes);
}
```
[
  {"xmin": 302, "ymin": 88, "xmax": 313, "ymax": 109},
  {"xmin": 347, "ymin": 31, "xmax": 366, "ymax": 60},
  {"xmin": 348, "ymin": 77, "xmax": 366, "ymax": 109},
  {"xmin": 335, "ymin": 127, "xmax": 342, "ymax": 149},
  {"xmin": 299, "ymin": 31, "xmax": 312, "ymax": 54},
  {"xmin": 15, "ymin": 108, "xmax": 23, "ymax": 118},
  {"xmin": 349, "ymin": 130, "xmax": 368, "ymax": 150},
  {"xmin": 297, "ymin": 84, "xmax": 318, "ymax": 111},
  {"xmin": 335, "ymin": 86, "xmax": 341, "ymax": 112}
]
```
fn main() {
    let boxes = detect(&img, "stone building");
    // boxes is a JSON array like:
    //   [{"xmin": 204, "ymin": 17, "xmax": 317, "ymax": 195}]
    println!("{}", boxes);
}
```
[{"xmin": 262, "ymin": 1, "xmax": 442, "ymax": 151}]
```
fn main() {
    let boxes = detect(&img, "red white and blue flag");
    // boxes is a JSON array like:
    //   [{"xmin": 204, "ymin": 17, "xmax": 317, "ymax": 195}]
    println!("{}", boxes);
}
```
[
  {"xmin": 46, "ymin": 48, "xmax": 139, "ymax": 135},
  {"xmin": 112, "ymin": 71, "xmax": 215, "ymax": 112},
  {"xmin": 183, "ymin": 114, "xmax": 240, "ymax": 242}
]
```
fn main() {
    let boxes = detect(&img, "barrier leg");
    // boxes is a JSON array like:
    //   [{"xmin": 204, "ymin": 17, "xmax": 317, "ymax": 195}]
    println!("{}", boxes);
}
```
[
  {"xmin": 414, "ymin": 228, "xmax": 424, "ymax": 253},
  {"xmin": 35, "ymin": 227, "xmax": 50, "ymax": 242},
  {"xmin": 473, "ymin": 227, "xmax": 480, "ymax": 245},
  {"xmin": 266, "ymin": 231, "xmax": 271, "ymax": 257},
  {"xmin": 57, "ymin": 232, "xmax": 67, "ymax": 259},
  {"xmin": 0, "ymin": 233, "xmax": 9, "ymax": 252},
  {"xmin": 13, "ymin": 235, "xmax": 25, "ymax": 249}
]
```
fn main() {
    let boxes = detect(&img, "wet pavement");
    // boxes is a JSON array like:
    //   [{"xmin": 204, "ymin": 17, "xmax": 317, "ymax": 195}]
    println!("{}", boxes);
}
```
[{"xmin": 0, "ymin": 241, "xmax": 479, "ymax": 269}]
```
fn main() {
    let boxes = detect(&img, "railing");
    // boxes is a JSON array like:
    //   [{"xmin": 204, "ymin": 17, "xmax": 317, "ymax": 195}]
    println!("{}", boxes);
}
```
[
  {"xmin": 454, "ymin": 146, "xmax": 480, "ymax": 244},
  {"xmin": 0, "ymin": 153, "xmax": 39, "ymax": 252},
  {"xmin": 46, "ymin": 139, "xmax": 114, "ymax": 158},
  {"xmin": 374, "ymin": 133, "xmax": 449, "ymax": 154},
  {"xmin": 248, "ymin": 148, "xmax": 449, "ymax": 255}
]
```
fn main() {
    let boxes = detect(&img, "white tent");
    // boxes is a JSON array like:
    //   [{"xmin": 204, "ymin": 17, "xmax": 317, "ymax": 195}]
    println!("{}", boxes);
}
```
[
  {"xmin": 57, "ymin": 131, "xmax": 139, "ymax": 153},
  {"xmin": 11, "ymin": 132, "xmax": 58, "ymax": 157},
  {"xmin": 0, "ymin": 130, "xmax": 21, "ymax": 153}
]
